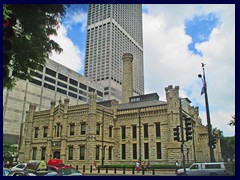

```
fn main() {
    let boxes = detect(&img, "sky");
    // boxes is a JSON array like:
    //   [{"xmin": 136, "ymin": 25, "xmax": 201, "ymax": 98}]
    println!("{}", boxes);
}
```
[{"xmin": 50, "ymin": 4, "xmax": 235, "ymax": 137}]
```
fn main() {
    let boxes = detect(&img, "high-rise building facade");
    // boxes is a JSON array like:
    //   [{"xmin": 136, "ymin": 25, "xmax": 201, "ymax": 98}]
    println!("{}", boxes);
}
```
[{"xmin": 84, "ymin": 4, "xmax": 144, "ymax": 102}]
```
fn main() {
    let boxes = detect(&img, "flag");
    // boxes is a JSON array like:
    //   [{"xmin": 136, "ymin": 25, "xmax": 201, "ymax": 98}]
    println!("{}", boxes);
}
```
[{"xmin": 201, "ymin": 79, "xmax": 206, "ymax": 95}]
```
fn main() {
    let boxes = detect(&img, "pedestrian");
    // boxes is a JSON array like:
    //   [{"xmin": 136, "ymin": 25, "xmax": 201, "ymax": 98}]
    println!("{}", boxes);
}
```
[
  {"xmin": 92, "ymin": 161, "xmax": 97, "ymax": 170},
  {"xmin": 136, "ymin": 161, "xmax": 140, "ymax": 173},
  {"xmin": 175, "ymin": 160, "xmax": 180, "ymax": 174}
]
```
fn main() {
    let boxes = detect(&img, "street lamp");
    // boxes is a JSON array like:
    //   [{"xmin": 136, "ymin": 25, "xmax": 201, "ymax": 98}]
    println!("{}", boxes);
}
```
[{"xmin": 198, "ymin": 63, "xmax": 215, "ymax": 162}]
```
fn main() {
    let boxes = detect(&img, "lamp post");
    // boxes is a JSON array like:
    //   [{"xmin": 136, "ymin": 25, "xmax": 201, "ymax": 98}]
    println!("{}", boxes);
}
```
[{"xmin": 198, "ymin": 63, "xmax": 215, "ymax": 162}]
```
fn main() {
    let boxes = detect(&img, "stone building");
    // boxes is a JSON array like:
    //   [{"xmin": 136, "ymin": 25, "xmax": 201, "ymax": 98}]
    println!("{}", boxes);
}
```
[
  {"xmin": 19, "ymin": 86, "xmax": 222, "ymax": 166},
  {"xmin": 19, "ymin": 53, "xmax": 222, "ymax": 166}
]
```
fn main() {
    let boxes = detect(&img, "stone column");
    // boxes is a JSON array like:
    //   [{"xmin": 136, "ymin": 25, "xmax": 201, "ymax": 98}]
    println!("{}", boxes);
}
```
[{"xmin": 122, "ymin": 53, "xmax": 133, "ymax": 103}]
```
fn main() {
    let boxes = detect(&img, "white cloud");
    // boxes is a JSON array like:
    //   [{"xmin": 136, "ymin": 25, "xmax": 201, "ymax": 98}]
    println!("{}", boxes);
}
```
[
  {"xmin": 64, "ymin": 8, "xmax": 87, "ymax": 32},
  {"xmin": 49, "ymin": 24, "xmax": 83, "ymax": 73},
  {"xmin": 143, "ymin": 4, "xmax": 235, "ymax": 136}
]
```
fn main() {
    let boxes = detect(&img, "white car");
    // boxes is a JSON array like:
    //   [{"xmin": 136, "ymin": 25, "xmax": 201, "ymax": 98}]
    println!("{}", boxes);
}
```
[{"xmin": 11, "ymin": 163, "xmax": 27, "ymax": 171}]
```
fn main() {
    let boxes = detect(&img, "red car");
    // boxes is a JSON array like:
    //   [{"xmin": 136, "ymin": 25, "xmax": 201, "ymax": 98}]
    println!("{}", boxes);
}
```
[{"xmin": 47, "ymin": 159, "xmax": 83, "ymax": 176}]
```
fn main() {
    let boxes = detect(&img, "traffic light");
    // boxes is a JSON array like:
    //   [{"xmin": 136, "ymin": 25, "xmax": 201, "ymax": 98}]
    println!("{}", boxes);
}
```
[
  {"xmin": 185, "ymin": 117, "xmax": 192, "ymax": 141},
  {"xmin": 3, "ymin": 14, "xmax": 16, "ymax": 81},
  {"xmin": 212, "ymin": 134, "xmax": 217, "ymax": 149},
  {"xmin": 173, "ymin": 126, "xmax": 180, "ymax": 141}
]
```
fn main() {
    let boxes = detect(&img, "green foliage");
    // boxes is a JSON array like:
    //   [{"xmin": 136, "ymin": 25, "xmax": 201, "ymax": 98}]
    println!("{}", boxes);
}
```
[
  {"xmin": 220, "ymin": 136, "xmax": 235, "ymax": 161},
  {"xmin": 228, "ymin": 115, "xmax": 235, "ymax": 126},
  {"xmin": 3, "ymin": 142, "xmax": 18, "ymax": 162},
  {"xmin": 3, "ymin": 4, "xmax": 68, "ymax": 90}
]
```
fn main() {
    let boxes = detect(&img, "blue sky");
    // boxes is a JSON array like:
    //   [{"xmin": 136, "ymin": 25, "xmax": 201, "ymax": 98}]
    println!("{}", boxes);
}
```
[{"xmin": 50, "ymin": 4, "xmax": 235, "ymax": 137}]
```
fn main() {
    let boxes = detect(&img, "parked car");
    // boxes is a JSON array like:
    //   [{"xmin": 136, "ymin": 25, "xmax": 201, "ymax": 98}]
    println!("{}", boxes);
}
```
[
  {"xmin": 44, "ymin": 170, "xmax": 61, "ymax": 176},
  {"xmin": 25, "ymin": 160, "xmax": 48, "ymax": 176},
  {"xmin": 48, "ymin": 164, "xmax": 83, "ymax": 176},
  {"xmin": 8, "ymin": 170, "xmax": 37, "ymax": 176},
  {"xmin": 10, "ymin": 163, "xmax": 27, "ymax": 171},
  {"xmin": 47, "ymin": 159, "xmax": 83, "ymax": 176},
  {"xmin": 176, "ymin": 162, "xmax": 228, "ymax": 176},
  {"xmin": 3, "ymin": 168, "xmax": 11, "ymax": 176}
]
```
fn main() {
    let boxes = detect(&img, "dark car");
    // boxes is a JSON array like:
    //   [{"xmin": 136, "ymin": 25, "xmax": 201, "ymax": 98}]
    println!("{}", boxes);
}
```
[{"xmin": 7, "ymin": 170, "xmax": 37, "ymax": 176}]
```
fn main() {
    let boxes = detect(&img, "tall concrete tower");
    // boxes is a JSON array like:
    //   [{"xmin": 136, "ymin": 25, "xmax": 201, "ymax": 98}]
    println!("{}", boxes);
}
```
[
  {"xmin": 84, "ymin": 4, "xmax": 144, "ymax": 102},
  {"xmin": 122, "ymin": 53, "xmax": 133, "ymax": 103}
]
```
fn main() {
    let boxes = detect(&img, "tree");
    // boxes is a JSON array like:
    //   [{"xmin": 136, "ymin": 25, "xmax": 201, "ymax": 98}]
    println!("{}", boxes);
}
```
[
  {"xmin": 228, "ymin": 115, "xmax": 235, "ymax": 126},
  {"xmin": 3, "ymin": 142, "xmax": 18, "ymax": 165},
  {"xmin": 3, "ymin": 4, "xmax": 68, "ymax": 89}
]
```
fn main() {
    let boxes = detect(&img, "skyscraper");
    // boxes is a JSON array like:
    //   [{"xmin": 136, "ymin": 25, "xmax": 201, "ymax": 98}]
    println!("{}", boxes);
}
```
[{"xmin": 84, "ymin": 4, "xmax": 144, "ymax": 102}]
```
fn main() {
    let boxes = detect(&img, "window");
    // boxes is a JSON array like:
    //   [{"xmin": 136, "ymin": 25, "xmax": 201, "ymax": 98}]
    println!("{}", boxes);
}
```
[
  {"xmin": 43, "ymin": 127, "xmax": 48, "ymax": 138},
  {"xmin": 109, "ymin": 126, "xmax": 112, "ymax": 137},
  {"xmin": 96, "ymin": 124, "xmax": 100, "ymax": 135},
  {"xmin": 205, "ymin": 164, "xmax": 221, "ymax": 169},
  {"xmin": 58, "ymin": 73, "xmax": 68, "ymax": 82},
  {"xmin": 41, "ymin": 147, "xmax": 46, "ymax": 160},
  {"xmin": 69, "ymin": 78, "xmax": 78, "ymax": 86},
  {"xmin": 108, "ymin": 146, "xmax": 112, "ymax": 160},
  {"xmin": 68, "ymin": 146, "xmax": 73, "ymax": 160},
  {"xmin": 96, "ymin": 146, "xmax": 100, "ymax": 160},
  {"xmin": 45, "ymin": 68, "xmax": 56, "ymax": 77},
  {"xmin": 70, "ymin": 124, "xmax": 75, "ymax": 136},
  {"xmin": 30, "ymin": 78, "xmax": 42, "ymax": 86},
  {"xmin": 79, "ymin": 83, "xmax": 87, "ymax": 90},
  {"xmin": 56, "ymin": 123, "xmax": 61, "ymax": 137},
  {"xmin": 32, "ymin": 148, "xmax": 37, "ymax": 160},
  {"xmin": 156, "ymin": 142, "xmax": 162, "ymax": 159},
  {"xmin": 57, "ymin": 81, "xmax": 67, "ymax": 88},
  {"xmin": 144, "ymin": 143, "xmax": 149, "ymax": 159},
  {"xmin": 45, "ymin": 76, "xmax": 55, "ymax": 84},
  {"xmin": 80, "ymin": 146, "xmax": 85, "ymax": 160},
  {"xmin": 132, "ymin": 125, "xmax": 137, "ymax": 139},
  {"xmin": 57, "ymin": 88, "xmax": 67, "ymax": 95},
  {"xmin": 88, "ymin": 87, "xmax": 95, "ymax": 92},
  {"xmin": 132, "ymin": 143, "xmax": 137, "ymax": 159},
  {"xmin": 44, "ymin": 83, "xmax": 55, "ymax": 91},
  {"xmin": 144, "ymin": 124, "xmax": 148, "ymax": 138},
  {"xmin": 81, "ymin": 123, "xmax": 86, "ymax": 135},
  {"xmin": 122, "ymin": 144, "xmax": 126, "ymax": 159},
  {"xmin": 97, "ymin": 91, "xmax": 103, "ymax": 97},
  {"xmin": 34, "ymin": 127, "xmax": 39, "ymax": 138},
  {"xmin": 69, "ymin": 86, "xmax": 77, "ymax": 92},
  {"xmin": 122, "ymin": 126, "xmax": 126, "ymax": 140},
  {"xmin": 156, "ymin": 123, "xmax": 161, "ymax": 137},
  {"xmin": 31, "ymin": 71, "xmax": 42, "ymax": 79},
  {"xmin": 68, "ymin": 92, "xmax": 77, "ymax": 99}
]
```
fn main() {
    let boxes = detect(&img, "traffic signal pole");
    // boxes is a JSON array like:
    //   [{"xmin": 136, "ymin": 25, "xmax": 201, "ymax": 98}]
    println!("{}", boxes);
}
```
[{"xmin": 179, "ymin": 98, "xmax": 186, "ymax": 175}]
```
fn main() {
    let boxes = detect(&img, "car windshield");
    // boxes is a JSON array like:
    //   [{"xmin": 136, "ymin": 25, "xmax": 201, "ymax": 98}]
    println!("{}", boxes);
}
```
[{"xmin": 60, "ymin": 168, "xmax": 81, "ymax": 175}]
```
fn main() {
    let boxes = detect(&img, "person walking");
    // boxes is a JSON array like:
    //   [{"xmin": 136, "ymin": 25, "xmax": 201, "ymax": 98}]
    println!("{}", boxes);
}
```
[
  {"xmin": 92, "ymin": 161, "xmax": 97, "ymax": 170},
  {"xmin": 175, "ymin": 160, "xmax": 180, "ymax": 174},
  {"xmin": 136, "ymin": 161, "xmax": 141, "ymax": 173}
]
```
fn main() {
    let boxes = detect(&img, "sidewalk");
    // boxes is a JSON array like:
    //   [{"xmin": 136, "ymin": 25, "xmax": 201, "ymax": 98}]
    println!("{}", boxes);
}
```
[{"xmin": 82, "ymin": 169, "xmax": 176, "ymax": 176}]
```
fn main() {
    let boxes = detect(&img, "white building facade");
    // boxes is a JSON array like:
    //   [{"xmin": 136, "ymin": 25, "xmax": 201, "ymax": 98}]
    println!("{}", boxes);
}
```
[{"xmin": 3, "ymin": 59, "xmax": 105, "ymax": 145}]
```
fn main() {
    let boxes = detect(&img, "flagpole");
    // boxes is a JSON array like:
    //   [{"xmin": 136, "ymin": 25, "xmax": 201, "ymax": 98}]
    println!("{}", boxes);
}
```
[{"xmin": 198, "ymin": 63, "xmax": 215, "ymax": 162}]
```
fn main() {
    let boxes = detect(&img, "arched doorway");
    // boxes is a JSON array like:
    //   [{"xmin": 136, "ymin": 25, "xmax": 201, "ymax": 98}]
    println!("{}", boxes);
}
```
[{"xmin": 53, "ymin": 151, "xmax": 60, "ymax": 159}]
